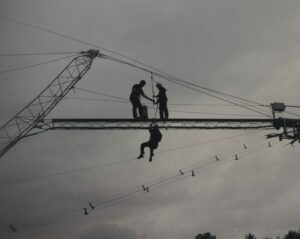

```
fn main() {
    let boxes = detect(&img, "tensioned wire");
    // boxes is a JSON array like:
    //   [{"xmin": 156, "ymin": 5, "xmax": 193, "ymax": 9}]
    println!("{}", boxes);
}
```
[
  {"xmin": 0, "ymin": 51, "xmax": 79, "ymax": 56},
  {"xmin": 5, "ymin": 139, "xmax": 271, "ymax": 230},
  {"xmin": 0, "ymin": 131, "xmax": 262, "ymax": 186},
  {"xmin": 0, "ymin": 15, "xmax": 279, "ymax": 117},
  {"xmin": 7, "ymin": 137, "xmax": 277, "ymax": 232},
  {"xmin": 6, "ymin": 132, "xmax": 270, "ymax": 226},
  {"xmin": 0, "ymin": 15, "xmax": 269, "ymax": 110},
  {"xmin": 6, "ymin": 132, "xmax": 267, "ymax": 225},
  {"xmin": 0, "ymin": 54, "xmax": 80, "ymax": 75},
  {"xmin": 68, "ymin": 87, "xmax": 272, "ymax": 117},
  {"xmin": 0, "ymin": 15, "xmax": 296, "ymax": 232},
  {"xmin": 65, "ymin": 87, "xmax": 300, "ymax": 116},
  {"xmin": 2, "ymin": 16, "xmax": 299, "ymax": 117},
  {"xmin": 100, "ymin": 54, "xmax": 273, "ymax": 117}
]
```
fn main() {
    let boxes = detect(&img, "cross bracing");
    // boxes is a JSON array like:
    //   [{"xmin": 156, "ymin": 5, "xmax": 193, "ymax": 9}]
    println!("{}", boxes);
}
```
[{"xmin": 38, "ymin": 118, "xmax": 299, "ymax": 130}]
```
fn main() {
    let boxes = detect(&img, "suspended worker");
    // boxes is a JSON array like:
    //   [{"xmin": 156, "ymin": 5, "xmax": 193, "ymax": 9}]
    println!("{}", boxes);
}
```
[
  {"xmin": 137, "ymin": 125, "xmax": 162, "ymax": 162},
  {"xmin": 154, "ymin": 83, "xmax": 169, "ymax": 120},
  {"xmin": 130, "ymin": 80, "xmax": 154, "ymax": 119}
]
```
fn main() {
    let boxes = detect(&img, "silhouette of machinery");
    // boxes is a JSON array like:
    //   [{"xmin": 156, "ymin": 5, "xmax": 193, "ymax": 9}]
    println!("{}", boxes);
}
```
[{"xmin": 1, "ymin": 50, "xmax": 299, "ymax": 158}]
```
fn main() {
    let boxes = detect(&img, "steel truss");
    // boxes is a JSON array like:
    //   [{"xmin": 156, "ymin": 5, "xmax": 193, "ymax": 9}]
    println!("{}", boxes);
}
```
[
  {"xmin": 39, "ymin": 118, "xmax": 298, "ymax": 130},
  {"xmin": 0, "ymin": 50, "xmax": 99, "ymax": 158},
  {"xmin": 1, "ymin": 48, "xmax": 299, "ymax": 158}
]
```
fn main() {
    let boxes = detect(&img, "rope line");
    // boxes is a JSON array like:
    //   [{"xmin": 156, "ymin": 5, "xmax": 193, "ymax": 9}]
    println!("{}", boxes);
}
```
[
  {"xmin": 0, "ymin": 54, "xmax": 79, "ymax": 75},
  {"xmin": 0, "ymin": 51, "xmax": 80, "ymax": 56}
]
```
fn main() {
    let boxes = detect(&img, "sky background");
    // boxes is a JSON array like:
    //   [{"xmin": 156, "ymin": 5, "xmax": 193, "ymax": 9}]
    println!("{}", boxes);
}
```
[{"xmin": 0, "ymin": 0, "xmax": 300, "ymax": 238}]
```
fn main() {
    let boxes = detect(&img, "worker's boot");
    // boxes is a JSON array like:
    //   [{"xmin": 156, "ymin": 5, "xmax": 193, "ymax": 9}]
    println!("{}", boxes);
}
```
[
  {"xmin": 149, "ymin": 153, "xmax": 154, "ymax": 162},
  {"xmin": 137, "ymin": 153, "xmax": 144, "ymax": 159}
]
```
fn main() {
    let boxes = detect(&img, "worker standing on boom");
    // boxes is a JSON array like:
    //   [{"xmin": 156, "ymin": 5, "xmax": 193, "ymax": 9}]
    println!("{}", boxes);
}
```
[
  {"xmin": 155, "ymin": 83, "xmax": 169, "ymax": 120},
  {"xmin": 130, "ymin": 80, "xmax": 154, "ymax": 119}
]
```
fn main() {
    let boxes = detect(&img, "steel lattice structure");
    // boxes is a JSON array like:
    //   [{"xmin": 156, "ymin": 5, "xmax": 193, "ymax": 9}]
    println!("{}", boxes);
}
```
[
  {"xmin": 38, "ymin": 118, "xmax": 299, "ymax": 130},
  {"xmin": 0, "ymin": 50, "xmax": 99, "ymax": 158},
  {"xmin": 1, "ymin": 49, "xmax": 299, "ymax": 159}
]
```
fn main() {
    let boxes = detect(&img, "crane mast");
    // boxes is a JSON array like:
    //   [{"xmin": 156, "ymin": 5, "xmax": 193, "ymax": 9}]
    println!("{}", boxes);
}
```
[{"xmin": 0, "ymin": 50, "xmax": 99, "ymax": 158}]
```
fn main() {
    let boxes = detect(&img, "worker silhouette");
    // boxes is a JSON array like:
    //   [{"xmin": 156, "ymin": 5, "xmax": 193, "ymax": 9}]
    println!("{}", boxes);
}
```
[
  {"xmin": 130, "ymin": 80, "xmax": 154, "ymax": 119},
  {"xmin": 137, "ymin": 125, "xmax": 162, "ymax": 162},
  {"xmin": 154, "ymin": 83, "xmax": 169, "ymax": 120}
]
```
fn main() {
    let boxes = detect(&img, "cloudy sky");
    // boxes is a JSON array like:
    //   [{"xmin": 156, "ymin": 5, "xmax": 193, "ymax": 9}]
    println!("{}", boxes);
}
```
[{"xmin": 0, "ymin": 0, "xmax": 300, "ymax": 238}]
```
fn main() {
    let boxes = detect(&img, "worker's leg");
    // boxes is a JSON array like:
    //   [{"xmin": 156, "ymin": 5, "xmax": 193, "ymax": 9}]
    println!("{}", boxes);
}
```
[
  {"xmin": 164, "ymin": 104, "xmax": 169, "ymax": 119},
  {"xmin": 162, "ymin": 102, "xmax": 169, "ymax": 119},
  {"xmin": 137, "ymin": 141, "xmax": 150, "ymax": 159},
  {"xmin": 130, "ymin": 98, "xmax": 138, "ymax": 119},
  {"xmin": 149, "ymin": 147, "xmax": 154, "ymax": 162},
  {"xmin": 148, "ymin": 142, "xmax": 158, "ymax": 162},
  {"xmin": 159, "ymin": 104, "xmax": 164, "ymax": 120},
  {"xmin": 132, "ymin": 105, "xmax": 138, "ymax": 119},
  {"xmin": 137, "ymin": 100, "xmax": 144, "ymax": 118}
]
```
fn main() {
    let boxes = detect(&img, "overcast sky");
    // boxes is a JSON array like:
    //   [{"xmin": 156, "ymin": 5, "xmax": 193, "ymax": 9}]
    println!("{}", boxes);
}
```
[{"xmin": 0, "ymin": 1, "xmax": 300, "ymax": 239}]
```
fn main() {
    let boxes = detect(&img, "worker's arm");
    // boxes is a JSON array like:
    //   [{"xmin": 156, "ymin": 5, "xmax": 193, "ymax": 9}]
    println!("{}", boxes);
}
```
[{"xmin": 141, "ymin": 91, "xmax": 154, "ymax": 102}]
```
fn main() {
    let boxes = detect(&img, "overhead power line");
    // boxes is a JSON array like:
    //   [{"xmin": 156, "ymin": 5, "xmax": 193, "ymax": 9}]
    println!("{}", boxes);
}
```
[
  {"xmin": 101, "ymin": 54, "xmax": 272, "ymax": 117},
  {"xmin": 6, "ymin": 134, "xmax": 267, "ymax": 227},
  {"xmin": 0, "ymin": 131, "xmax": 259, "ymax": 186},
  {"xmin": 72, "ymin": 87, "xmax": 270, "ymax": 108},
  {"xmin": 63, "ymin": 96, "xmax": 265, "ymax": 117},
  {"xmin": 1, "ymin": 15, "xmax": 273, "ymax": 117},
  {"xmin": 4, "ymin": 138, "xmax": 277, "ymax": 232},
  {"xmin": 74, "ymin": 87, "xmax": 129, "ymax": 101},
  {"xmin": 4, "ymin": 16, "xmax": 296, "ymax": 117},
  {"xmin": 0, "ymin": 16, "xmax": 139, "ymax": 62}
]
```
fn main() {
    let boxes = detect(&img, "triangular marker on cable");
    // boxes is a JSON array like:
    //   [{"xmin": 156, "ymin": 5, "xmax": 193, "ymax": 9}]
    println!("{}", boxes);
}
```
[
  {"xmin": 215, "ymin": 156, "xmax": 220, "ymax": 161},
  {"xmin": 179, "ymin": 169, "xmax": 184, "ymax": 175}
]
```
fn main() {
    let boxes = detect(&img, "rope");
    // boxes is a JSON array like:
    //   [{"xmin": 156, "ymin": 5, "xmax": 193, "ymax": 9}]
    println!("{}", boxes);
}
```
[
  {"xmin": 0, "ymin": 51, "xmax": 80, "ymax": 56},
  {"xmin": 150, "ymin": 72, "xmax": 157, "ymax": 119},
  {"xmin": 0, "ymin": 54, "xmax": 78, "ymax": 75}
]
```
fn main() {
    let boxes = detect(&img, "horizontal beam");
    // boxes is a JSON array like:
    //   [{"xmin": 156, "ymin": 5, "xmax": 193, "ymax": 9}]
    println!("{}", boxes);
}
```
[{"xmin": 38, "ymin": 118, "xmax": 282, "ymax": 130}]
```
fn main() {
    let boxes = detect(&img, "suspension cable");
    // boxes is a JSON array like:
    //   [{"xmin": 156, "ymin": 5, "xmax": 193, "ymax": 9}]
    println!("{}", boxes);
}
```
[{"xmin": 0, "ymin": 54, "xmax": 79, "ymax": 75}]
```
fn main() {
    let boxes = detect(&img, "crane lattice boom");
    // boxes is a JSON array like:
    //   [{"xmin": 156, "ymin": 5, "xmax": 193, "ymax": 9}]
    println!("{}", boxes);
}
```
[
  {"xmin": 1, "ymin": 49, "xmax": 299, "ymax": 159},
  {"xmin": 41, "ymin": 118, "xmax": 277, "ymax": 130},
  {"xmin": 0, "ymin": 50, "xmax": 99, "ymax": 158},
  {"xmin": 38, "ymin": 117, "xmax": 300, "ymax": 144}
]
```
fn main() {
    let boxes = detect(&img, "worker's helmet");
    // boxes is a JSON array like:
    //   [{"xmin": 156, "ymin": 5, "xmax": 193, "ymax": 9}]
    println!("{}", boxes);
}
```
[
  {"xmin": 140, "ymin": 80, "xmax": 146, "ymax": 86},
  {"xmin": 156, "ymin": 83, "xmax": 162, "ymax": 88}
]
